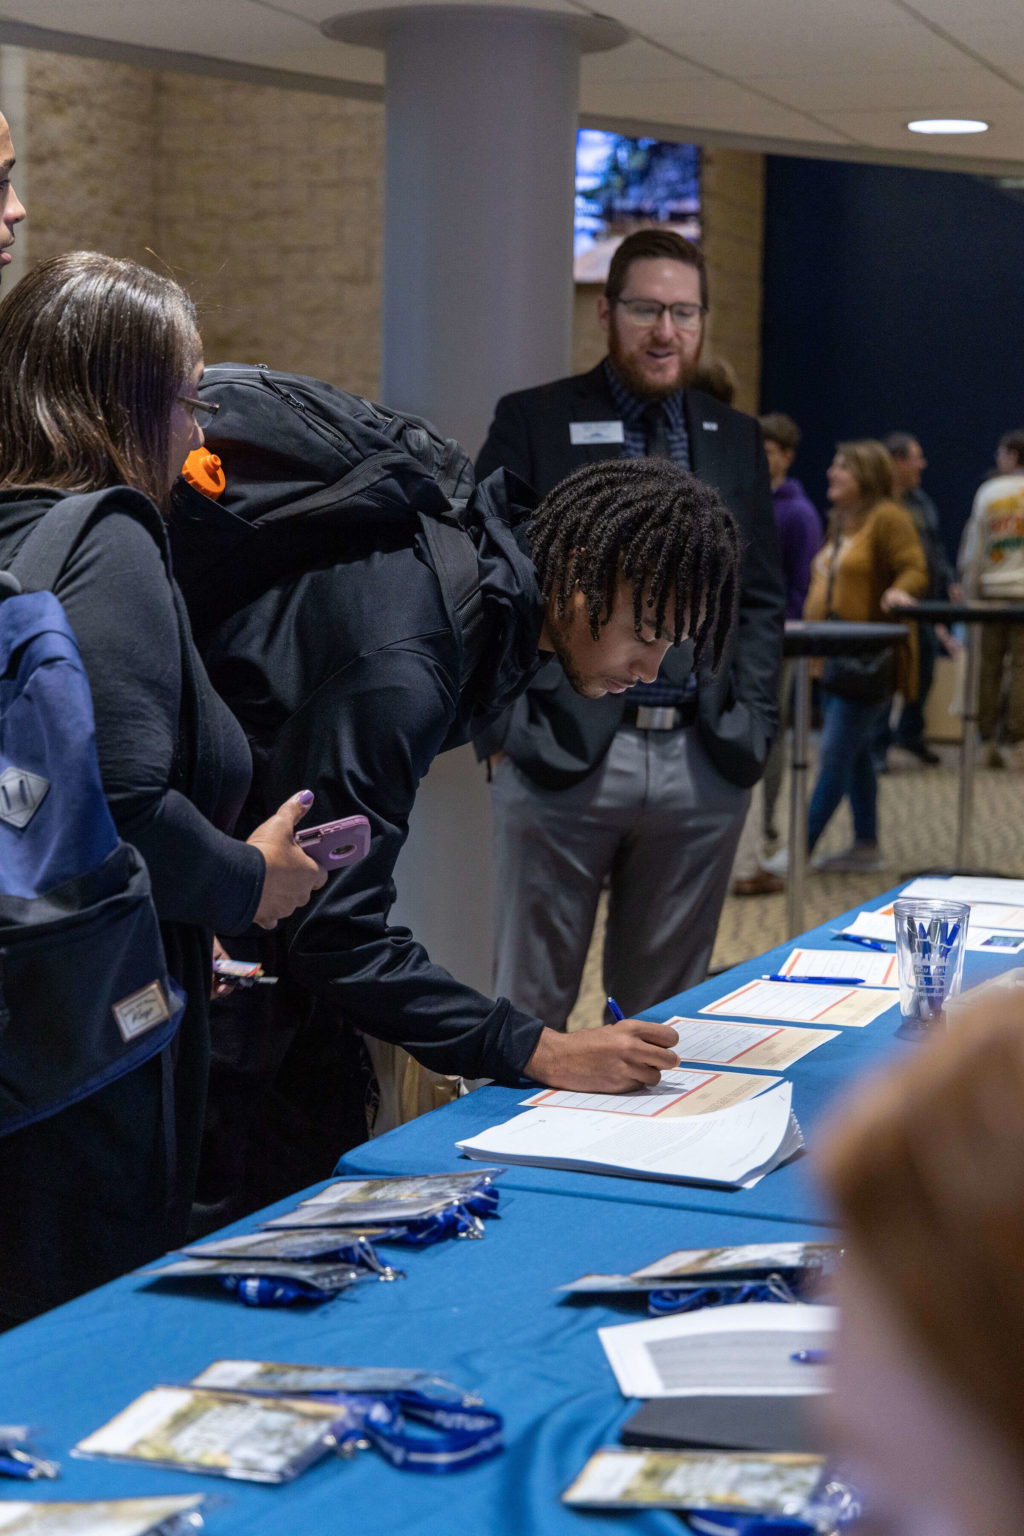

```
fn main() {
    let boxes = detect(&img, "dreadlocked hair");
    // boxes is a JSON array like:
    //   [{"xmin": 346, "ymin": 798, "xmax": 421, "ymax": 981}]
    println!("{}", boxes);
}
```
[{"xmin": 529, "ymin": 457, "xmax": 741, "ymax": 671}]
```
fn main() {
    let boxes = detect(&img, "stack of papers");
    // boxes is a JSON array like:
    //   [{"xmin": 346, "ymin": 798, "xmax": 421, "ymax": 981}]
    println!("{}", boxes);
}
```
[
  {"xmin": 701, "ymin": 978, "xmax": 895, "ymax": 1028},
  {"xmin": 456, "ymin": 1081, "xmax": 803, "ymax": 1189},
  {"xmin": 839, "ymin": 879, "xmax": 1024, "ymax": 953},
  {"xmin": 598, "ymin": 1302, "xmax": 835, "ymax": 1398}
]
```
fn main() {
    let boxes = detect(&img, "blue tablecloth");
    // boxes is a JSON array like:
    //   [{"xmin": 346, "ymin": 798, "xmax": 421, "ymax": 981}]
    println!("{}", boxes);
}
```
[
  {"xmin": 0, "ymin": 1181, "xmax": 831, "ymax": 1535},
  {"xmin": 338, "ymin": 886, "xmax": 1008, "ymax": 1226},
  {"xmin": 0, "ymin": 879, "xmax": 1009, "ymax": 1534}
]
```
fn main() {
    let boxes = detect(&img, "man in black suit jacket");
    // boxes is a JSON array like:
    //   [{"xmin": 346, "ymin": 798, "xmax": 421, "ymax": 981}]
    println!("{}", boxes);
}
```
[{"xmin": 476, "ymin": 229, "xmax": 784, "ymax": 1023}]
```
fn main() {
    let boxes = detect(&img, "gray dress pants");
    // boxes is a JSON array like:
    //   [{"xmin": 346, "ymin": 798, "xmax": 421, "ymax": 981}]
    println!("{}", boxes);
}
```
[{"xmin": 491, "ymin": 724, "xmax": 749, "ymax": 1027}]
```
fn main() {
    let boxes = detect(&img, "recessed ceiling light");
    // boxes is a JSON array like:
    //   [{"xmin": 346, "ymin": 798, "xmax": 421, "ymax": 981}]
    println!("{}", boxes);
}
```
[{"xmin": 907, "ymin": 118, "xmax": 989, "ymax": 135}]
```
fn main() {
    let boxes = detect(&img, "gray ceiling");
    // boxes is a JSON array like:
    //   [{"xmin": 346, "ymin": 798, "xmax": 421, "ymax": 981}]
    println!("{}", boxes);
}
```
[{"xmin": 4, "ymin": 0, "xmax": 1024, "ymax": 173}]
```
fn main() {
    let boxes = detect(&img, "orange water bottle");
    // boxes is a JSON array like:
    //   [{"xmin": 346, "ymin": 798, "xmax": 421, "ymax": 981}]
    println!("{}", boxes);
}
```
[{"xmin": 182, "ymin": 448, "xmax": 226, "ymax": 500}]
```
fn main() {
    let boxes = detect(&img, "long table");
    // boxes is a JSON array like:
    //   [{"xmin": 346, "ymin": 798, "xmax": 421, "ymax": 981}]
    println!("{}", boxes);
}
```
[
  {"xmin": 337, "ymin": 886, "xmax": 1009, "ymax": 1227},
  {"xmin": 0, "ymin": 881, "xmax": 1012, "ymax": 1534}
]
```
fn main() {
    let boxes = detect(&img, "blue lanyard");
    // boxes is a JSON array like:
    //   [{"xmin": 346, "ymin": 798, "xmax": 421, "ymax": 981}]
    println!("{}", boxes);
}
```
[
  {"xmin": 330, "ymin": 1390, "xmax": 503, "ymax": 1473},
  {"xmin": 648, "ymin": 1276, "xmax": 802, "ymax": 1317}
]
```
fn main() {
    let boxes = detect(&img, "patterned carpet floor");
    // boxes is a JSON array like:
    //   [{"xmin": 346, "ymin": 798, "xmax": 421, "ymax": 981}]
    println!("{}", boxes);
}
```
[{"xmin": 568, "ymin": 741, "xmax": 1024, "ymax": 1030}]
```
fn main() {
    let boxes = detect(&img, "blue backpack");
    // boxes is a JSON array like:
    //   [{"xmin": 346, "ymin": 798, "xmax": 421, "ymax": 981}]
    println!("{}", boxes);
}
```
[{"xmin": 0, "ymin": 491, "xmax": 186, "ymax": 1136}]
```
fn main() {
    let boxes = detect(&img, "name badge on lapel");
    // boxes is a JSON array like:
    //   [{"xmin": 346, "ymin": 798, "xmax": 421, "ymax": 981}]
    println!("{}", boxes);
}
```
[{"xmin": 570, "ymin": 421, "xmax": 625, "ymax": 446}]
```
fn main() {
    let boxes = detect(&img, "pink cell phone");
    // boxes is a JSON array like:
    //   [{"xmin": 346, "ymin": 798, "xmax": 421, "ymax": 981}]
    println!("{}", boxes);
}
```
[{"xmin": 294, "ymin": 814, "xmax": 371, "ymax": 871}]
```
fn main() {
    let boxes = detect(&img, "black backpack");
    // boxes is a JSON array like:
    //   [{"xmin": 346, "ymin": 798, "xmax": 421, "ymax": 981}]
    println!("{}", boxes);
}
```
[{"xmin": 169, "ymin": 364, "xmax": 494, "ymax": 695}]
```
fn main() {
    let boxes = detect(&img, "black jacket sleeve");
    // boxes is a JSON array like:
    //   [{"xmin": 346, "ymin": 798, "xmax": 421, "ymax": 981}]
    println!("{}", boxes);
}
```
[
  {"xmin": 273, "ymin": 644, "xmax": 545, "ymax": 1081},
  {"xmin": 56, "ymin": 511, "xmax": 264, "ymax": 934}
]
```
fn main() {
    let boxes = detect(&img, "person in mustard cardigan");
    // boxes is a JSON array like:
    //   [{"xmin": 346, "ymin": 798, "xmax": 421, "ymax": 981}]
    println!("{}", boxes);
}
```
[{"xmin": 803, "ymin": 440, "xmax": 928, "ymax": 872}]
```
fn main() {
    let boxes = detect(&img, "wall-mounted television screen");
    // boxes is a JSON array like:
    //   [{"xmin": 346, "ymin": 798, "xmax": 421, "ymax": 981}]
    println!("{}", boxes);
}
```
[{"xmin": 574, "ymin": 130, "xmax": 701, "ymax": 283}]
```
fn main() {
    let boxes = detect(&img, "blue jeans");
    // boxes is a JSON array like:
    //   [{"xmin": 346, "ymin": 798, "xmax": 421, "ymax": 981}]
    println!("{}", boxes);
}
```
[{"xmin": 808, "ymin": 692, "xmax": 892, "ymax": 853}]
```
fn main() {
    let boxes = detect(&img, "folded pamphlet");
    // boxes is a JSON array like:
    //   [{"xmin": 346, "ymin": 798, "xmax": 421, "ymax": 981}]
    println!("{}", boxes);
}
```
[
  {"xmin": 599, "ymin": 1302, "xmax": 835, "ymax": 1399},
  {"xmin": 563, "ymin": 1447, "xmax": 825, "ymax": 1514},
  {"xmin": 0, "ymin": 1498, "xmax": 204, "ymax": 1536},
  {"xmin": 560, "ymin": 1240, "xmax": 837, "ymax": 1294}
]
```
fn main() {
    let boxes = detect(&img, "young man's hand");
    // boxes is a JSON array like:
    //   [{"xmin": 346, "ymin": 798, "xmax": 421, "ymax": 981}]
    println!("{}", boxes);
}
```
[{"xmin": 524, "ymin": 1020, "xmax": 680, "ymax": 1093}]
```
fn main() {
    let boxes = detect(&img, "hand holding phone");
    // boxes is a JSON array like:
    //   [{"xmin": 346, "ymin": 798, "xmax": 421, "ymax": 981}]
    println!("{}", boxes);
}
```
[{"xmin": 294, "ymin": 815, "xmax": 371, "ymax": 871}]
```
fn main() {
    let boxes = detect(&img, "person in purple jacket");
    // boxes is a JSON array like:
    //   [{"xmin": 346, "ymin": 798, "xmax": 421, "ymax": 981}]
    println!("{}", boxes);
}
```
[{"xmin": 733, "ymin": 412, "xmax": 822, "ymax": 892}]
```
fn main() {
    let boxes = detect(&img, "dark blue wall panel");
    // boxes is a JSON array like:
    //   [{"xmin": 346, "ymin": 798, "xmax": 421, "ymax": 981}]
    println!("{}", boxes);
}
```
[{"xmin": 760, "ymin": 155, "xmax": 1024, "ymax": 560}]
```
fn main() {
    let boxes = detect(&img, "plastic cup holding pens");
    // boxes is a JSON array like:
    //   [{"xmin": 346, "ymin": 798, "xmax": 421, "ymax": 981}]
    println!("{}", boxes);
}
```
[{"xmin": 893, "ymin": 898, "xmax": 970, "ymax": 1039}]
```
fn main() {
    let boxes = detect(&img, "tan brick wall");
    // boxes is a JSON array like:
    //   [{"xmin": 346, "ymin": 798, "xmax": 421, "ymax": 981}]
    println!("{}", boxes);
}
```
[
  {"xmin": 18, "ymin": 51, "xmax": 384, "ymax": 397},
  {"xmin": 16, "ymin": 49, "xmax": 761, "ymax": 412},
  {"xmin": 700, "ymin": 145, "xmax": 765, "ymax": 416},
  {"xmin": 570, "ymin": 146, "xmax": 765, "ymax": 415},
  {"xmin": 23, "ymin": 52, "xmax": 160, "ymax": 265}
]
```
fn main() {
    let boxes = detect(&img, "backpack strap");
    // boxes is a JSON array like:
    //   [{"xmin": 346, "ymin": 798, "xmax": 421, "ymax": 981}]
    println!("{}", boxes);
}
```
[
  {"xmin": 417, "ymin": 511, "xmax": 485, "ymax": 696},
  {"xmin": 6, "ymin": 486, "xmax": 172, "ymax": 593},
  {"xmin": 4, "ymin": 488, "xmax": 209, "ymax": 803}
]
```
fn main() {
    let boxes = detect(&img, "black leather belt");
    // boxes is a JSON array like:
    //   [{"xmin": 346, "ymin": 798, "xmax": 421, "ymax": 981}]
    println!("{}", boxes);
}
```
[{"xmin": 622, "ymin": 700, "xmax": 697, "ymax": 730}]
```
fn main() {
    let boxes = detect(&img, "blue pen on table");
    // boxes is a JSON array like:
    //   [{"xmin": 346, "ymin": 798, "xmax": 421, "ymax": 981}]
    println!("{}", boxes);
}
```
[
  {"xmin": 790, "ymin": 1349, "xmax": 830, "ymax": 1365},
  {"xmin": 763, "ymin": 974, "xmax": 864, "ymax": 986},
  {"xmin": 606, "ymin": 996, "xmax": 625, "ymax": 1023},
  {"xmin": 831, "ymin": 931, "xmax": 889, "ymax": 951}
]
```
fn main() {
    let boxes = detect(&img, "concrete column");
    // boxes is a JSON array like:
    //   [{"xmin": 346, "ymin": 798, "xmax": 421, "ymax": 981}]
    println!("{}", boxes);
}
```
[{"xmin": 322, "ymin": 6, "xmax": 626, "ymax": 1000}]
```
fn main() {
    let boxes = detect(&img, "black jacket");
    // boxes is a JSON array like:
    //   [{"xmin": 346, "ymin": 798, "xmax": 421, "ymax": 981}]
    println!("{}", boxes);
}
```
[
  {"xmin": 475, "ymin": 364, "xmax": 784, "ymax": 789},
  {"xmin": 193, "ymin": 472, "xmax": 549, "ymax": 1086},
  {"xmin": 0, "ymin": 490, "xmax": 261, "ymax": 1322}
]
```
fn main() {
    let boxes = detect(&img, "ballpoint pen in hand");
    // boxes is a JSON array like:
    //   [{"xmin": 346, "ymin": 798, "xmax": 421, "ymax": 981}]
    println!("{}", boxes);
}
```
[{"xmin": 606, "ymin": 996, "xmax": 625, "ymax": 1022}]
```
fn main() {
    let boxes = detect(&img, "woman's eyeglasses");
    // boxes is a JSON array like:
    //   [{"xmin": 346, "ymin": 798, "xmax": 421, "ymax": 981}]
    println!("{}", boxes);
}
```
[{"xmin": 176, "ymin": 395, "xmax": 220, "ymax": 424}]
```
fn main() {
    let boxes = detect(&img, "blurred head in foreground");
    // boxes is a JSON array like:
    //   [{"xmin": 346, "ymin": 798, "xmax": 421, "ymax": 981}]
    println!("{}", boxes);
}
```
[{"xmin": 820, "ymin": 992, "xmax": 1024, "ymax": 1536}]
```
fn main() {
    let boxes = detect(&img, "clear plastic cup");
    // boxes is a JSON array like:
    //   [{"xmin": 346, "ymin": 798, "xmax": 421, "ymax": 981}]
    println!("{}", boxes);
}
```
[{"xmin": 893, "ymin": 897, "xmax": 970, "ymax": 1039}]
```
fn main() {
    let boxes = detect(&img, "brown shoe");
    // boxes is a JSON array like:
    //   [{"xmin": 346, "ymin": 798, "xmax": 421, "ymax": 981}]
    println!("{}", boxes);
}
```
[{"xmin": 733, "ymin": 869, "xmax": 785, "ymax": 896}]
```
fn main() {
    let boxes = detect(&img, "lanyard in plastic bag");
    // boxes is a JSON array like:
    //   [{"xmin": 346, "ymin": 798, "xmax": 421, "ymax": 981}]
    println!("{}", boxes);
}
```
[{"xmin": 330, "ymin": 1389, "xmax": 503, "ymax": 1473}]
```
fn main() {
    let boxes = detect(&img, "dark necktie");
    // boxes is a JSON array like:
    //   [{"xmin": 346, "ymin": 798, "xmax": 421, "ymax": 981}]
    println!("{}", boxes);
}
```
[{"xmin": 642, "ymin": 401, "xmax": 672, "ymax": 461}]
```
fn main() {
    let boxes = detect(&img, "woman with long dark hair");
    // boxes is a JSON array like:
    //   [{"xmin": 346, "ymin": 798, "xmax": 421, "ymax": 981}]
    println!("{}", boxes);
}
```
[{"xmin": 0, "ymin": 252, "xmax": 324, "ymax": 1324}]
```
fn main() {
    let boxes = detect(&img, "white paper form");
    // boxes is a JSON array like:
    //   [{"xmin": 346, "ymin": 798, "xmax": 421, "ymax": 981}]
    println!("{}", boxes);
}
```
[
  {"xmin": 521, "ymin": 1067, "xmax": 780, "ymax": 1119},
  {"xmin": 659, "ymin": 1015, "xmax": 837, "ymax": 1070},
  {"xmin": 701, "ymin": 978, "xmax": 895, "ymax": 1028},
  {"xmin": 900, "ymin": 876, "xmax": 1024, "ymax": 906},
  {"xmin": 458, "ymin": 1083, "xmax": 802, "ymax": 1189},
  {"xmin": 779, "ymin": 947, "xmax": 898, "ymax": 987},
  {"xmin": 598, "ymin": 1302, "xmax": 835, "ymax": 1398},
  {"xmin": 839, "ymin": 903, "xmax": 1024, "ymax": 952}
]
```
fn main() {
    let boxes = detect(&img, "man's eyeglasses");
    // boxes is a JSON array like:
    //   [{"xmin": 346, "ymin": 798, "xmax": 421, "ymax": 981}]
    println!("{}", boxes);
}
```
[
  {"xmin": 176, "ymin": 395, "xmax": 220, "ymax": 424},
  {"xmin": 615, "ymin": 299, "xmax": 707, "ymax": 332}
]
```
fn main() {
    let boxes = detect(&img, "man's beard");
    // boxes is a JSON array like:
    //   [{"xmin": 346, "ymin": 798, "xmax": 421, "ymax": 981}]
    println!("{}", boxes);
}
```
[
  {"xmin": 607, "ymin": 319, "xmax": 697, "ymax": 401},
  {"xmin": 544, "ymin": 607, "xmax": 601, "ymax": 699}
]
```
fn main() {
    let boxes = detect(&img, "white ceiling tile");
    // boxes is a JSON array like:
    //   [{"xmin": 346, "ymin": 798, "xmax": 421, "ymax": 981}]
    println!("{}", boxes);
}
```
[
  {"xmin": 740, "ymin": 64, "xmax": 1024, "ymax": 113},
  {"xmin": 10, "ymin": 0, "xmax": 315, "ymax": 52},
  {"xmin": 582, "ymin": 39, "xmax": 712, "ymax": 86},
  {"xmin": 594, "ymin": 0, "xmax": 903, "ymax": 34},
  {"xmin": 659, "ymin": 22, "xmax": 967, "ymax": 75},
  {"xmin": 586, "ymin": 75, "xmax": 857, "ymax": 139},
  {"xmin": 902, "ymin": 0, "xmax": 1024, "ymax": 25}
]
